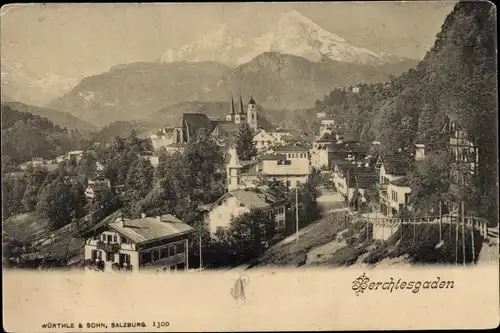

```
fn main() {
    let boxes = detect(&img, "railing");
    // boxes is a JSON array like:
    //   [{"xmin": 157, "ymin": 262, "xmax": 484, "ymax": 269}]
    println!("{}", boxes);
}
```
[
  {"xmin": 359, "ymin": 214, "xmax": 491, "ymax": 238},
  {"xmin": 111, "ymin": 263, "xmax": 133, "ymax": 272},
  {"xmin": 84, "ymin": 259, "xmax": 105, "ymax": 271},
  {"xmin": 96, "ymin": 242, "xmax": 120, "ymax": 252},
  {"xmin": 141, "ymin": 253, "xmax": 186, "ymax": 268}
]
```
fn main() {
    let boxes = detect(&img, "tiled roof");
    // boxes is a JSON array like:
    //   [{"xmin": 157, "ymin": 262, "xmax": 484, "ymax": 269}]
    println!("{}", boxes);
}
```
[
  {"xmin": 229, "ymin": 188, "xmax": 286, "ymax": 210},
  {"xmin": 108, "ymin": 216, "xmax": 194, "ymax": 245}
]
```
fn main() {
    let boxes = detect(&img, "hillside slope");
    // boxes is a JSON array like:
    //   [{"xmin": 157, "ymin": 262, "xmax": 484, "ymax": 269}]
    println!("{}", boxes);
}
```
[{"xmin": 3, "ymin": 101, "xmax": 96, "ymax": 132}]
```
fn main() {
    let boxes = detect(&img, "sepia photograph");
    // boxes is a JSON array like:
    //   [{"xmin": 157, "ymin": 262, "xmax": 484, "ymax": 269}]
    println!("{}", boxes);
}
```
[{"xmin": 1, "ymin": 1, "xmax": 498, "ymax": 331}]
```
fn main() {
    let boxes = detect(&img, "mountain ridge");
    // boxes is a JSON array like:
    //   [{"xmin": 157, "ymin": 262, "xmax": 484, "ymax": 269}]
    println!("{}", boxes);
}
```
[{"xmin": 161, "ymin": 10, "xmax": 418, "ymax": 67}]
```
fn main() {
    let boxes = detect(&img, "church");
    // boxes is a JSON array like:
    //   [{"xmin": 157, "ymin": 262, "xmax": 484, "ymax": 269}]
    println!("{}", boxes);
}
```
[{"xmin": 180, "ymin": 95, "xmax": 259, "ymax": 146}]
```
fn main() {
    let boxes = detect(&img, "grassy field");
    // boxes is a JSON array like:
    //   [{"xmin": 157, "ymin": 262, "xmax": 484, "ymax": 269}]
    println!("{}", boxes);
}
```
[{"xmin": 250, "ymin": 211, "xmax": 352, "ymax": 267}]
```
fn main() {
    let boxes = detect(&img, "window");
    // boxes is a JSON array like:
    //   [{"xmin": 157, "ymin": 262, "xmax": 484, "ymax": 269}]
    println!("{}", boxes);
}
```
[
  {"xmin": 113, "ymin": 235, "xmax": 117, "ymax": 243},
  {"xmin": 96, "ymin": 250, "xmax": 102, "ymax": 260},
  {"xmin": 152, "ymin": 249, "xmax": 160, "ymax": 261},
  {"xmin": 169, "ymin": 246, "xmax": 176, "ymax": 257},
  {"xmin": 107, "ymin": 234, "xmax": 112, "ymax": 243},
  {"xmin": 91, "ymin": 250, "xmax": 98, "ymax": 260},
  {"xmin": 101, "ymin": 234, "xmax": 106, "ymax": 242},
  {"xmin": 176, "ymin": 242, "xmax": 185, "ymax": 254},
  {"xmin": 120, "ymin": 253, "xmax": 130, "ymax": 265},
  {"xmin": 228, "ymin": 178, "xmax": 232, "ymax": 185},
  {"xmin": 106, "ymin": 252, "xmax": 114, "ymax": 262},
  {"xmin": 160, "ymin": 247, "xmax": 168, "ymax": 259},
  {"xmin": 141, "ymin": 251, "xmax": 152, "ymax": 264}
]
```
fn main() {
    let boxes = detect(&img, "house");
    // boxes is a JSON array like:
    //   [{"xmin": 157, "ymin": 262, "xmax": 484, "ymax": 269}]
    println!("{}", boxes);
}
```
[
  {"xmin": 386, "ymin": 177, "xmax": 412, "ymax": 216},
  {"xmin": 327, "ymin": 141, "xmax": 368, "ymax": 169},
  {"xmin": 316, "ymin": 112, "xmax": 326, "ymax": 119},
  {"xmin": 85, "ymin": 182, "xmax": 111, "ymax": 202},
  {"xmin": 82, "ymin": 212, "xmax": 194, "ymax": 273},
  {"xmin": 377, "ymin": 153, "xmax": 413, "ymax": 216},
  {"xmin": 271, "ymin": 128, "xmax": 304, "ymax": 145},
  {"xmin": 67, "ymin": 150, "xmax": 84, "ymax": 163},
  {"xmin": 165, "ymin": 143, "xmax": 186, "ymax": 154},
  {"xmin": 443, "ymin": 110, "xmax": 479, "ymax": 189},
  {"xmin": 271, "ymin": 144, "xmax": 310, "ymax": 162},
  {"xmin": 31, "ymin": 157, "xmax": 45, "ymax": 166},
  {"xmin": 319, "ymin": 116, "xmax": 336, "ymax": 136},
  {"xmin": 331, "ymin": 159, "xmax": 377, "ymax": 206},
  {"xmin": 204, "ymin": 186, "xmax": 287, "ymax": 236},
  {"xmin": 141, "ymin": 152, "xmax": 160, "ymax": 168},
  {"xmin": 181, "ymin": 113, "xmax": 216, "ymax": 143},
  {"xmin": 150, "ymin": 127, "xmax": 183, "ymax": 151},
  {"xmin": 310, "ymin": 132, "xmax": 342, "ymax": 169},
  {"xmin": 252, "ymin": 129, "xmax": 277, "ymax": 152},
  {"xmin": 256, "ymin": 154, "xmax": 310, "ymax": 189}
]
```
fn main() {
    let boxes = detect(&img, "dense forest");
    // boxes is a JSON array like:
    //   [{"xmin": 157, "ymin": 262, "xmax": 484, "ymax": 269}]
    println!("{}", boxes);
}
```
[
  {"xmin": 316, "ymin": 1, "xmax": 497, "ymax": 220},
  {"xmin": 1, "ymin": 104, "xmax": 87, "ymax": 166}
]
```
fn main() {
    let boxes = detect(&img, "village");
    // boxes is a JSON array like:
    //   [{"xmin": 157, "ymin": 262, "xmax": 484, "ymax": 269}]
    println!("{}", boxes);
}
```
[{"xmin": 4, "ymin": 92, "xmax": 497, "ymax": 273}]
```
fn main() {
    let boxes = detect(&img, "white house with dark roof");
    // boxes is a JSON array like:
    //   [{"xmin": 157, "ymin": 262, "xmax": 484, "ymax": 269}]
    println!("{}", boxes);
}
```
[
  {"xmin": 82, "ymin": 212, "xmax": 194, "ymax": 273},
  {"xmin": 204, "ymin": 186, "xmax": 287, "ymax": 236},
  {"xmin": 386, "ymin": 177, "xmax": 412, "ymax": 216},
  {"xmin": 252, "ymin": 129, "xmax": 277, "ymax": 152}
]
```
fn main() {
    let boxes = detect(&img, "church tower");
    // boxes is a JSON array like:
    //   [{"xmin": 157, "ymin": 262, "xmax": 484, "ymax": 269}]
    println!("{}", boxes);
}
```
[
  {"xmin": 247, "ymin": 96, "xmax": 257, "ymax": 131},
  {"xmin": 226, "ymin": 147, "xmax": 243, "ymax": 192}
]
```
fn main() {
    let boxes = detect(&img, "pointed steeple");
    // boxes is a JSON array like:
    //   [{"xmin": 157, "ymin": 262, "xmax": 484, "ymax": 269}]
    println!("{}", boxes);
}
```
[
  {"xmin": 239, "ymin": 95, "xmax": 245, "ymax": 115},
  {"xmin": 230, "ymin": 96, "xmax": 236, "ymax": 115},
  {"xmin": 227, "ymin": 147, "xmax": 242, "ymax": 168}
]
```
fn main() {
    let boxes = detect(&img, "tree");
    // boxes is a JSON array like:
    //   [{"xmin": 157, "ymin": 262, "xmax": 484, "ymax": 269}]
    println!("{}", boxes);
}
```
[
  {"xmin": 36, "ymin": 178, "xmax": 76, "ymax": 230},
  {"xmin": 124, "ymin": 158, "xmax": 154, "ymax": 210},
  {"xmin": 22, "ymin": 167, "xmax": 48, "ymax": 212},
  {"xmin": 235, "ymin": 123, "xmax": 257, "ymax": 161},
  {"xmin": 407, "ymin": 151, "xmax": 451, "ymax": 214},
  {"xmin": 227, "ymin": 209, "xmax": 275, "ymax": 262}
]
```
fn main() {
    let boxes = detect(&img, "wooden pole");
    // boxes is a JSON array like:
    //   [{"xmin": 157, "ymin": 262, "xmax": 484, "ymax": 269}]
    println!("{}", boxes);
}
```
[
  {"xmin": 199, "ymin": 234, "xmax": 203, "ymax": 270},
  {"xmin": 470, "ymin": 218, "xmax": 476, "ymax": 264},
  {"xmin": 413, "ymin": 218, "xmax": 416, "ymax": 243},
  {"xmin": 455, "ymin": 204, "xmax": 459, "ymax": 266},
  {"xmin": 185, "ymin": 238, "xmax": 189, "ymax": 271},
  {"xmin": 295, "ymin": 186, "xmax": 299, "ymax": 245},
  {"xmin": 439, "ymin": 201, "xmax": 443, "ymax": 242},
  {"xmin": 461, "ymin": 201, "xmax": 466, "ymax": 266}
]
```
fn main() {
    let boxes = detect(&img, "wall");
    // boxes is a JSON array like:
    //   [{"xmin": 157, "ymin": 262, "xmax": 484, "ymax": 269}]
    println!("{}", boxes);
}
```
[
  {"xmin": 84, "ymin": 233, "xmax": 140, "ymax": 273},
  {"xmin": 253, "ymin": 130, "xmax": 276, "ymax": 151},
  {"xmin": 387, "ymin": 183, "xmax": 412, "ymax": 212},
  {"xmin": 207, "ymin": 196, "xmax": 251, "ymax": 234}
]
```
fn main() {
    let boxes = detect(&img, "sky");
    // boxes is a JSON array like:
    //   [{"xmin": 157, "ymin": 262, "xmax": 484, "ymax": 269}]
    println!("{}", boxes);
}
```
[{"xmin": 1, "ymin": 2, "xmax": 457, "ymax": 82}]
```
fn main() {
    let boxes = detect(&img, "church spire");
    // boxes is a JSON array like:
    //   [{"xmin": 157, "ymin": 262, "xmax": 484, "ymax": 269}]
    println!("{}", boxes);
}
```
[
  {"xmin": 239, "ymin": 95, "xmax": 245, "ymax": 115},
  {"xmin": 230, "ymin": 95, "xmax": 236, "ymax": 115}
]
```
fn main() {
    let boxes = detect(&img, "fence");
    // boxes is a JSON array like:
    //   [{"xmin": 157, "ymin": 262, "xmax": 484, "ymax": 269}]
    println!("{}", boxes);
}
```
[{"xmin": 356, "ymin": 202, "xmax": 492, "ymax": 265}]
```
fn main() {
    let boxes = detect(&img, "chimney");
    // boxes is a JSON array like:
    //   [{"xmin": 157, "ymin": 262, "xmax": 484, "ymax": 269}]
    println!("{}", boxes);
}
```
[{"xmin": 415, "ymin": 144, "xmax": 426, "ymax": 161}]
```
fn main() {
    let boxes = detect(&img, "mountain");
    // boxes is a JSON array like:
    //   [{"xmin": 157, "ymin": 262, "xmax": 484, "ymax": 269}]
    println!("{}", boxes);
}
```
[
  {"xmin": 1, "ymin": 61, "xmax": 79, "ymax": 107},
  {"xmin": 48, "ymin": 52, "xmax": 416, "ymax": 125},
  {"xmin": 47, "ymin": 62, "xmax": 230, "ymax": 126},
  {"xmin": 161, "ymin": 10, "xmax": 417, "ymax": 67},
  {"xmin": 2, "ymin": 101, "xmax": 96, "ymax": 132},
  {"xmin": 196, "ymin": 52, "xmax": 414, "ymax": 109}
]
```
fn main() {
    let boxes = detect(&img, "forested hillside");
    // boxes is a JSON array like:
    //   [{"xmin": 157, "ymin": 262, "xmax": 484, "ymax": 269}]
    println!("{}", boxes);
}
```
[
  {"xmin": 1, "ymin": 104, "xmax": 87, "ymax": 166},
  {"xmin": 316, "ymin": 1, "xmax": 497, "ymax": 219}
]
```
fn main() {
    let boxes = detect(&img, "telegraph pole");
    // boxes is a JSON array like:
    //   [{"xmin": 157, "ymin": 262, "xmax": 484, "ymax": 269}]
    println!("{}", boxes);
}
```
[{"xmin": 295, "ymin": 184, "xmax": 299, "ymax": 244}]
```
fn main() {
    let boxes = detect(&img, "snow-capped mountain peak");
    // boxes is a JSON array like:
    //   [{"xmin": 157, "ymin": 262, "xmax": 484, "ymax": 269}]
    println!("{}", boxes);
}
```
[{"xmin": 160, "ymin": 10, "xmax": 411, "ymax": 66}]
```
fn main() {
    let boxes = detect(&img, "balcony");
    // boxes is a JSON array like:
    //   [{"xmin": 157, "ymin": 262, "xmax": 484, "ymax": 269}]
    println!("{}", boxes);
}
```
[
  {"xmin": 96, "ymin": 242, "xmax": 120, "ymax": 252},
  {"xmin": 111, "ymin": 263, "xmax": 133, "ymax": 272},
  {"xmin": 141, "ymin": 253, "xmax": 186, "ymax": 268},
  {"xmin": 84, "ymin": 259, "xmax": 104, "ymax": 271},
  {"xmin": 376, "ymin": 182, "xmax": 388, "ymax": 191}
]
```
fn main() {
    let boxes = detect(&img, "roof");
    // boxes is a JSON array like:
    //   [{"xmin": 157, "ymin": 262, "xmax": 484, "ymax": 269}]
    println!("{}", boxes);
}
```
[
  {"xmin": 381, "ymin": 154, "xmax": 413, "ymax": 176},
  {"xmin": 228, "ymin": 187, "xmax": 286, "ymax": 210},
  {"xmin": 273, "ymin": 144, "xmax": 308, "ymax": 152},
  {"xmin": 167, "ymin": 143, "xmax": 186, "ymax": 148},
  {"xmin": 87, "ymin": 183, "xmax": 109, "ymax": 192},
  {"xmin": 389, "ymin": 177, "xmax": 411, "ymax": 187},
  {"xmin": 347, "ymin": 172, "xmax": 378, "ymax": 189},
  {"xmin": 316, "ymin": 132, "xmax": 339, "ymax": 142},
  {"xmin": 108, "ymin": 215, "xmax": 194, "ymax": 245},
  {"xmin": 216, "ymin": 122, "xmax": 242, "ymax": 134},
  {"xmin": 182, "ymin": 113, "xmax": 215, "ymax": 133},
  {"xmin": 249, "ymin": 96, "xmax": 256, "ymax": 105},
  {"xmin": 321, "ymin": 116, "xmax": 336, "ymax": 121}
]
